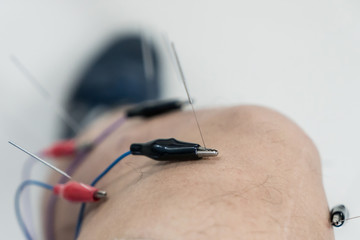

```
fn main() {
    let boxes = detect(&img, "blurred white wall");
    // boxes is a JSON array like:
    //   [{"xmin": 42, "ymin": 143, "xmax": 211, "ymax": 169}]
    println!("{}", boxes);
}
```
[{"xmin": 1, "ymin": 0, "xmax": 360, "ymax": 239}]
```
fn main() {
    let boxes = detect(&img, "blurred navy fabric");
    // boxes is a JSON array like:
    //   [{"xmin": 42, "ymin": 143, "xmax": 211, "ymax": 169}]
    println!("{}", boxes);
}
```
[{"xmin": 64, "ymin": 35, "xmax": 160, "ymax": 137}]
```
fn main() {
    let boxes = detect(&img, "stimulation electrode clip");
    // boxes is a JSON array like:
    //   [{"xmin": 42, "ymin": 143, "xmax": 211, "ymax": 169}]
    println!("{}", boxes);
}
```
[{"xmin": 130, "ymin": 138, "xmax": 218, "ymax": 161}]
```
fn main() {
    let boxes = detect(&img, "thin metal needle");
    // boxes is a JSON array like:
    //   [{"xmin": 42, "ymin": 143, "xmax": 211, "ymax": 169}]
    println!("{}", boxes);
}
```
[
  {"xmin": 170, "ymin": 43, "xmax": 207, "ymax": 148},
  {"xmin": 8, "ymin": 141, "xmax": 72, "ymax": 180},
  {"xmin": 346, "ymin": 216, "xmax": 360, "ymax": 221},
  {"xmin": 140, "ymin": 31, "xmax": 155, "ymax": 83},
  {"xmin": 140, "ymin": 31, "xmax": 156, "ymax": 100},
  {"xmin": 10, "ymin": 55, "xmax": 80, "ymax": 134}
]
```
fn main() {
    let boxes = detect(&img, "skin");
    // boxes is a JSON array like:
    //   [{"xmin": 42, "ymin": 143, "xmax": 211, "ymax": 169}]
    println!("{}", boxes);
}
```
[{"xmin": 46, "ymin": 105, "xmax": 334, "ymax": 240}]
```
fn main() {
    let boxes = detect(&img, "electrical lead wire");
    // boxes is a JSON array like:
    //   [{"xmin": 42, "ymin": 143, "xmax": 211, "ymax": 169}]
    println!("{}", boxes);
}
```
[
  {"xmin": 15, "ymin": 180, "xmax": 53, "ymax": 240},
  {"xmin": 46, "ymin": 115, "xmax": 127, "ymax": 240},
  {"xmin": 75, "ymin": 150, "xmax": 132, "ymax": 239},
  {"xmin": 20, "ymin": 154, "xmax": 42, "ymax": 240},
  {"xmin": 10, "ymin": 55, "xmax": 80, "ymax": 238}
]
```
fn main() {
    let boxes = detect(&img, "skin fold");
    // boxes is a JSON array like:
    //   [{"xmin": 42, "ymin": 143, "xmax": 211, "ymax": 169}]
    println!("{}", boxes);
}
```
[{"xmin": 45, "ymin": 105, "xmax": 334, "ymax": 240}]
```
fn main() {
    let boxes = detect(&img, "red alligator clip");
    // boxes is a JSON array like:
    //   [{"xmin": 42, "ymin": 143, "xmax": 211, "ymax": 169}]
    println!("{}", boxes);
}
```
[{"xmin": 53, "ymin": 181, "xmax": 106, "ymax": 202}]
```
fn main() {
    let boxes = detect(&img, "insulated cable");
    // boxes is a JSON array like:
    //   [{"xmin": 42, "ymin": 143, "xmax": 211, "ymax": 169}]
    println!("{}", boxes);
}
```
[
  {"xmin": 75, "ymin": 151, "xmax": 132, "ymax": 238},
  {"xmin": 74, "ymin": 138, "xmax": 217, "ymax": 239},
  {"xmin": 15, "ymin": 180, "xmax": 53, "ymax": 240}
]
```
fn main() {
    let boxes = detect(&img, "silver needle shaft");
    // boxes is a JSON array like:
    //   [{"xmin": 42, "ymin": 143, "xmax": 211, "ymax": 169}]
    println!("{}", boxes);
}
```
[
  {"xmin": 10, "ymin": 55, "xmax": 80, "ymax": 134},
  {"xmin": 171, "ymin": 43, "xmax": 207, "ymax": 148},
  {"xmin": 346, "ymin": 216, "xmax": 360, "ymax": 221},
  {"xmin": 9, "ymin": 141, "xmax": 72, "ymax": 179}
]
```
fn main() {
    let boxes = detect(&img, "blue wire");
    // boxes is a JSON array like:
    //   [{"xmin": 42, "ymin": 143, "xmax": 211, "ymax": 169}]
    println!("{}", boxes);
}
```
[
  {"xmin": 15, "ymin": 180, "xmax": 53, "ymax": 240},
  {"xmin": 90, "ymin": 151, "xmax": 132, "ymax": 187},
  {"xmin": 75, "ymin": 150, "xmax": 132, "ymax": 239}
]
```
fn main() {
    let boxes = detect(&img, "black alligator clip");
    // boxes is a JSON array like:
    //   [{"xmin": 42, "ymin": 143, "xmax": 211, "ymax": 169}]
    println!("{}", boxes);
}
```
[{"xmin": 130, "ymin": 138, "xmax": 218, "ymax": 161}]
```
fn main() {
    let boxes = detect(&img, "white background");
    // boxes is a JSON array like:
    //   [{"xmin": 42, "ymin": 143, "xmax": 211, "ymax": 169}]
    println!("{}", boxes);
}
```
[{"xmin": 1, "ymin": 0, "xmax": 360, "ymax": 239}]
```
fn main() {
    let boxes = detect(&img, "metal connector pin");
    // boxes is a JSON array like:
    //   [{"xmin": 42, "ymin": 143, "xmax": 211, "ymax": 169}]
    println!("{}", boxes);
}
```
[
  {"xmin": 94, "ymin": 190, "xmax": 107, "ymax": 200},
  {"xmin": 196, "ymin": 147, "xmax": 218, "ymax": 158}
]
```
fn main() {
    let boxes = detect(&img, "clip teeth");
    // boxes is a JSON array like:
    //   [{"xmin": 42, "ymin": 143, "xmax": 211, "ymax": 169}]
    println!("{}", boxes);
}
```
[{"xmin": 196, "ymin": 147, "xmax": 218, "ymax": 158}]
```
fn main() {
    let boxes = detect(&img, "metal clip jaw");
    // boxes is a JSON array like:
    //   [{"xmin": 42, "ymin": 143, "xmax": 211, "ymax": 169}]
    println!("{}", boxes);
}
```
[
  {"xmin": 130, "ymin": 138, "xmax": 218, "ymax": 161},
  {"xmin": 196, "ymin": 146, "xmax": 218, "ymax": 158}
]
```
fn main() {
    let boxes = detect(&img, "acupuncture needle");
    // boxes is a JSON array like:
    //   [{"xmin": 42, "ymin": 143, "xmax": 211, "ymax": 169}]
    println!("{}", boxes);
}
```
[
  {"xmin": 10, "ymin": 55, "xmax": 80, "ymax": 134},
  {"xmin": 9, "ymin": 141, "xmax": 72, "ymax": 180},
  {"xmin": 343, "ymin": 215, "xmax": 360, "ymax": 223},
  {"xmin": 140, "ymin": 30, "xmax": 155, "ymax": 84},
  {"xmin": 170, "ymin": 42, "xmax": 207, "ymax": 148}
]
